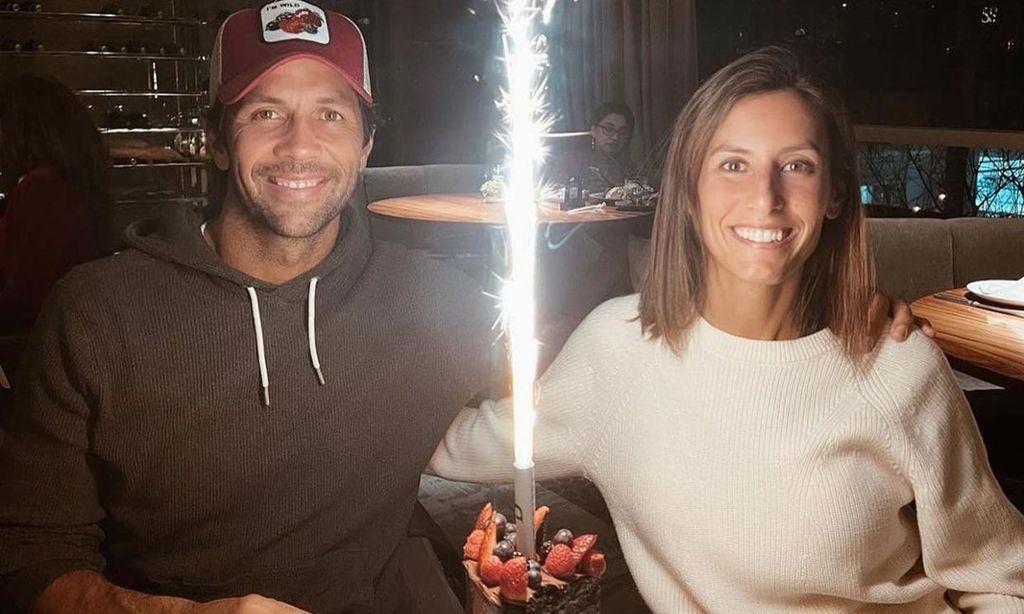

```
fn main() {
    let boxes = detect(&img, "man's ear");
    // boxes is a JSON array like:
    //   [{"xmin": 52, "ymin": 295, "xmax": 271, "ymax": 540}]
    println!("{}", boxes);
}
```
[
  {"xmin": 359, "ymin": 132, "xmax": 375, "ymax": 169},
  {"xmin": 206, "ymin": 125, "xmax": 231, "ymax": 172}
]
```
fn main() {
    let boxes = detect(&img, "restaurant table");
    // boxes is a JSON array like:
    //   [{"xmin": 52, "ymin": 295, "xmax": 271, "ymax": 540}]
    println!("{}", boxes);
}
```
[
  {"xmin": 368, "ymin": 193, "xmax": 654, "ymax": 395},
  {"xmin": 911, "ymin": 288, "xmax": 1024, "ymax": 386},
  {"xmin": 367, "ymin": 193, "xmax": 654, "ymax": 225}
]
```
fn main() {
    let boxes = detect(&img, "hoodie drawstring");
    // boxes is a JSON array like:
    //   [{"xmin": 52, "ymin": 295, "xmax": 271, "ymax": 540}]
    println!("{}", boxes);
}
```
[
  {"xmin": 246, "ymin": 287, "xmax": 271, "ymax": 407},
  {"xmin": 308, "ymin": 277, "xmax": 325, "ymax": 385},
  {"xmin": 245, "ymin": 278, "xmax": 325, "ymax": 407}
]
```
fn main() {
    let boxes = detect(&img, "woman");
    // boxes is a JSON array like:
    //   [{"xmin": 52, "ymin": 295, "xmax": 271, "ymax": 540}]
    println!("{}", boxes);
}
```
[
  {"xmin": 551, "ymin": 102, "xmax": 636, "ymax": 193},
  {"xmin": 431, "ymin": 47, "xmax": 1024, "ymax": 612},
  {"xmin": 0, "ymin": 74, "xmax": 110, "ymax": 335}
]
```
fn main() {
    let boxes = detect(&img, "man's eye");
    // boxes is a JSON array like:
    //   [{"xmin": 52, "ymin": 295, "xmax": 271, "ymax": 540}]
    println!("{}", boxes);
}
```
[
  {"xmin": 321, "ymin": 110, "xmax": 344, "ymax": 121},
  {"xmin": 251, "ymin": 109, "xmax": 282, "ymax": 121},
  {"xmin": 721, "ymin": 160, "xmax": 745, "ymax": 172}
]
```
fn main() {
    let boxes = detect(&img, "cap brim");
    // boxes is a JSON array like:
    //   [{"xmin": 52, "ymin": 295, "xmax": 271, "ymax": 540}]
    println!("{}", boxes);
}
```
[{"xmin": 217, "ymin": 52, "xmax": 373, "ymax": 105}]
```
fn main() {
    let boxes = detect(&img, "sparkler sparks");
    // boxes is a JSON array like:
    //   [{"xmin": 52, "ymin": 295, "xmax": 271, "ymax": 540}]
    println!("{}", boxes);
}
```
[{"xmin": 496, "ymin": 0, "xmax": 557, "ymax": 560}]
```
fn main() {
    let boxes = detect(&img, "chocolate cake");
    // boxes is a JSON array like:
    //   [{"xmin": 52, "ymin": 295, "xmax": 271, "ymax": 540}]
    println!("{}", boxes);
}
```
[{"xmin": 462, "ymin": 503, "xmax": 604, "ymax": 613}]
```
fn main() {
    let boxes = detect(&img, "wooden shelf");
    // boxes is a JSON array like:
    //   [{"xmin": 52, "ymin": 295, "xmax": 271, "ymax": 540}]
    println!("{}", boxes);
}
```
[
  {"xmin": 0, "ymin": 10, "xmax": 204, "ymax": 26},
  {"xmin": 112, "ymin": 161, "xmax": 206, "ymax": 168},
  {"xmin": 76, "ymin": 89, "xmax": 206, "ymax": 98},
  {"xmin": 101, "ymin": 127, "xmax": 203, "ymax": 134},
  {"xmin": 0, "ymin": 50, "xmax": 205, "ymax": 61}
]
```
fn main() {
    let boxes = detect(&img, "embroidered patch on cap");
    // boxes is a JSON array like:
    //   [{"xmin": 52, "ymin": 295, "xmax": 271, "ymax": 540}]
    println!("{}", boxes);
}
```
[{"xmin": 261, "ymin": 0, "xmax": 330, "ymax": 45}]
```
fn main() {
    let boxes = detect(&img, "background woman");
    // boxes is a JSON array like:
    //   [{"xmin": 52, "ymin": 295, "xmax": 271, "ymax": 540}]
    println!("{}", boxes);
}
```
[
  {"xmin": 551, "ymin": 102, "xmax": 636, "ymax": 193},
  {"xmin": 431, "ymin": 47, "xmax": 1023, "ymax": 612},
  {"xmin": 0, "ymin": 74, "xmax": 110, "ymax": 335}
]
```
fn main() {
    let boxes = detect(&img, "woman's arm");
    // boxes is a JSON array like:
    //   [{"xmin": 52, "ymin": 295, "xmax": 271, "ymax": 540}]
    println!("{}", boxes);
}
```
[
  {"xmin": 871, "ymin": 335, "xmax": 1024, "ymax": 610},
  {"xmin": 428, "ymin": 307, "xmax": 610, "ymax": 483}
]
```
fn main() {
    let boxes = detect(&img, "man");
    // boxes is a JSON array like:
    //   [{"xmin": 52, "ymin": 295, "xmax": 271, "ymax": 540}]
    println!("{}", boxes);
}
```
[{"xmin": 0, "ymin": 3, "xmax": 489, "ymax": 612}]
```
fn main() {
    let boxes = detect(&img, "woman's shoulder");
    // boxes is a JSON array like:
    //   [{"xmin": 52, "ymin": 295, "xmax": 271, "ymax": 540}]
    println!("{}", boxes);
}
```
[
  {"xmin": 582, "ymin": 294, "xmax": 642, "ymax": 330},
  {"xmin": 855, "ymin": 330, "xmax": 961, "ymax": 423},
  {"xmin": 567, "ymin": 294, "xmax": 647, "ymax": 353}
]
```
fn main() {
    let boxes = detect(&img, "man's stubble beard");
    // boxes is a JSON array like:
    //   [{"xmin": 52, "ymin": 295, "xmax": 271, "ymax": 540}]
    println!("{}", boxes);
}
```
[{"xmin": 231, "ymin": 165, "xmax": 358, "ymax": 240}]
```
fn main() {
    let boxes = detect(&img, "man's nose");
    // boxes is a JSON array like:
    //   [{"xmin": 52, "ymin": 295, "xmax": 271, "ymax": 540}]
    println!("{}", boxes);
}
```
[{"xmin": 274, "ymin": 116, "xmax": 320, "ymax": 160}]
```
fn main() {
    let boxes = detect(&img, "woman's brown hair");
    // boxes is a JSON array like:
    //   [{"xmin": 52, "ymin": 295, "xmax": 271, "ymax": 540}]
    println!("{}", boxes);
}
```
[
  {"xmin": 638, "ymin": 46, "xmax": 875, "ymax": 357},
  {"xmin": 0, "ymin": 74, "xmax": 112, "ymax": 242}
]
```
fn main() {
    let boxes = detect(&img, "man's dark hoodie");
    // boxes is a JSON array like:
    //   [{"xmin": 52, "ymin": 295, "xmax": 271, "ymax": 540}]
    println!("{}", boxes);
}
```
[{"xmin": 0, "ymin": 203, "xmax": 492, "ymax": 612}]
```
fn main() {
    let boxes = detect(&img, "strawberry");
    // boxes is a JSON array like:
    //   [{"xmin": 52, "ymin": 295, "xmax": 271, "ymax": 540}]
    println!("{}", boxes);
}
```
[
  {"xmin": 542, "ymin": 543, "xmax": 576, "ymax": 579},
  {"xmin": 475, "ymin": 502, "xmax": 494, "ymax": 530},
  {"xmin": 280, "ymin": 18, "xmax": 305, "ymax": 33},
  {"xmin": 570, "ymin": 534, "xmax": 598, "ymax": 566},
  {"xmin": 478, "ymin": 519, "xmax": 499, "ymax": 562},
  {"xmin": 580, "ymin": 549, "xmax": 606, "ymax": 578},
  {"xmin": 480, "ymin": 554, "xmax": 504, "ymax": 587},
  {"xmin": 533, "ymin": 505, "xmax": 550, "ymax": 531},
  {"xmin": 463, "ymin": 528, "xmax": 484, "ymax": 561},
  {"xmin": 499, "ymin": 557, "xmax": 529, "ymax": 602}
]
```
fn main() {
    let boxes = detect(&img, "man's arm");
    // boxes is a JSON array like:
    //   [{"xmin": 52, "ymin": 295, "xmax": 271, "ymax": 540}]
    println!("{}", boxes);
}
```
[{"xmin": 35, "ymin": 571, "xmax": 309, "ymax": 614}]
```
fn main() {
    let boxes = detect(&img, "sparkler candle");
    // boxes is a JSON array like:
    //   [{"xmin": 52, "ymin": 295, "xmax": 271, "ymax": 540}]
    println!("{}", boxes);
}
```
[{"xmin": 498, "ymin": 0, "xmax": 551, "ymax": 561}]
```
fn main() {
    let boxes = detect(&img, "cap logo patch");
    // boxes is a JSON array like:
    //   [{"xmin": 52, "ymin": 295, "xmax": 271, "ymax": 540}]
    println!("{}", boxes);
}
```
[{"xmin": 261, "ymin": 1, "xmax": 329, "ymax": 45}]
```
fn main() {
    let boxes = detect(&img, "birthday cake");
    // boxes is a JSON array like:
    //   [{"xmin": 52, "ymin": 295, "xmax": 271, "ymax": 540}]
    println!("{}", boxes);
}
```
[{"xmin": 463, "ymin": 503, "xmax": 603, "ymax": 613}]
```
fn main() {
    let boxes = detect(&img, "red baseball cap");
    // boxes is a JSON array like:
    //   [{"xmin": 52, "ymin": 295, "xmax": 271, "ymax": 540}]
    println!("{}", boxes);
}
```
[{"xmin": 210, "ymin": 0, "xmax": 372, "ymax": 106}]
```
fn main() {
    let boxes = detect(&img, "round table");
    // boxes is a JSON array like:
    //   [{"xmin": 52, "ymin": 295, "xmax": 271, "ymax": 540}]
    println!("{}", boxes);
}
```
[{"xmin": 366, "ymin": 193, "xmax": 653, "ymax": 225}]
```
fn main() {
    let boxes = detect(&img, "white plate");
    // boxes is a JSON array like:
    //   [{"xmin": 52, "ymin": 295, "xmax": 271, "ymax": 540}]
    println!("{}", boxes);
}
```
[{"xmin": 966, "ymin": 279, "xmax": 1024, "ymax": 308}]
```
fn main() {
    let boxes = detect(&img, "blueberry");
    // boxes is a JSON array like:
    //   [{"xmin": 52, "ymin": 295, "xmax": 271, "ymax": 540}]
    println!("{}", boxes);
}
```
[
  {"xmin": 527, "ymin": 568, "xmax": 542, "ymax": 589},
  {"xmin": 493, "ymin": 512, "xmax": 507, "ymax": 535},
  {"xmin": 505, "ymin": 523, "xmax": 516, "ymax": 535},
  {"xmin": 527, "ymin": 559, "xmax": 542, "ymax": 572},
  {"xmin": 505, "ymin": 532, "xmax": 517, "ymax": 547},
  {"xmin": 553, "ymin": 528, "xmax": 573, "ymax": 545},
  {"xmin": 539, "ymin": 540, "xmax": 553, "ymax": 562},
  {"xmin": 493, "ymin": 540, "xmax": 514, "ymax": 562},
  {"xmin": 304, "ymin": 23, "xmax": 317, "ymax": 33},
  {"xmin": 266, "ymin": 21, "xmax": 279, "ymax": 30}
]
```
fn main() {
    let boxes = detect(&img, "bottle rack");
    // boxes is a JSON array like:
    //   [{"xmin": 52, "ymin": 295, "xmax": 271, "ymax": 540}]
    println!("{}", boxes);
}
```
[{"xmin": 0, "ymin": 0, "xmax": 210, "ymax": 212}]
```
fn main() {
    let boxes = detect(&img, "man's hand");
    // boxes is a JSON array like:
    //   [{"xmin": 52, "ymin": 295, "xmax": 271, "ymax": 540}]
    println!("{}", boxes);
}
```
[
  {"xmin": 868, "ymin": 292, "xmax": 935, "ymax": 343},
  {"xmin": 191, "ymin": 595, "xmax": 312, "ymax": 613},
  {"xmin": 34, "ymin": 571, "xmax": 310, "ymax": 614}
]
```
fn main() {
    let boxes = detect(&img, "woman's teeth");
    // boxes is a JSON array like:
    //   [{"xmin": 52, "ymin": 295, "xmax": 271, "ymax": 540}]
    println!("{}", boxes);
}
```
[{"xmin": 733, "ymin": 227, "xmax": 788, "ymax": 243}]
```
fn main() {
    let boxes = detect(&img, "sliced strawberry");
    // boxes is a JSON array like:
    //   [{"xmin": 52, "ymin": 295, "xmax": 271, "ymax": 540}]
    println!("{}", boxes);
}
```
[
  {"xmin": 542, "ymin": 543, "xmax": 576, "ymax": 580},
  {"xmin": 480, "ymin": 554, "xmax": 504, "ymax": 587},
  {"xmin": 475, "ymin": 502, "xmax": 494, "ymax": 530},
  {"xmin": 477, "ymin": 519, "xmax": 499, "ymax": 562},
  {"xmin": 570, "ymin": 534, "xmax": 598, "ymax": 566},
  {"xmin": 533, "ymin": 505, "xmax": 550, "ymax": 531},
  {"xmin": 499, "ymin": 557, "xmax": 529, "ymax": 602},
  {"xmin": 463, "ymin": 528, "xmax": 484, "ymax": 561},
  {"xmin": 580, "ymin": 549, "xmax": 606, "ymax": 578}
]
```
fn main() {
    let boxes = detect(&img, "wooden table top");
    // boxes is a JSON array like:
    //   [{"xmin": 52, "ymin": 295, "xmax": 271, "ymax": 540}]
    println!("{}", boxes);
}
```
[
  {"xmin": 367, "ymin": 193, "xmax": 654, "ymax": 225},
  {"xmin": 911, "ymin": 288, "xmax": 1024, "ymax": 382}
]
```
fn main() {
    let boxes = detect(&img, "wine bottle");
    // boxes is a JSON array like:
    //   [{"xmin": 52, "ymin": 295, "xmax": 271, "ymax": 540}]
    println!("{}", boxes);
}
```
[
  {"xmin": 138, "ymin": 5, "xmax": 163, "ymax": 19},
  {"xmin": 22, "ymin": 38, "xmax": 43, "ymax": 51},
  {"xmin": 100, "ymin": 3, "xmax": 123, "ymax": 16},
  {"xmin": 125, "ymin": 40, "xmax": 149, "ymax": 54},
  {"xmin": 0, "ymin": 38, "xmax": 23, "ymax": 51}
]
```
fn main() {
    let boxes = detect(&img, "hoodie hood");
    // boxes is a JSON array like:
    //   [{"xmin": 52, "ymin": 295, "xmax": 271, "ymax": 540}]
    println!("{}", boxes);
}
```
[
  {"xmin": 122, "ymin": 203, "xmax": 373, "ymax": 406},
  {"xmin": 123, "ymin": 203, "xmax": 372, "ymax": 300}
]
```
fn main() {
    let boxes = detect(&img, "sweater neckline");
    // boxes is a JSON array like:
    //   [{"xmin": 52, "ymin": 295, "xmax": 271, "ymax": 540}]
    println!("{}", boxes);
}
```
[{"xmin": 691, "ymin": 316, "xmax": 840, "ymax": 364}]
